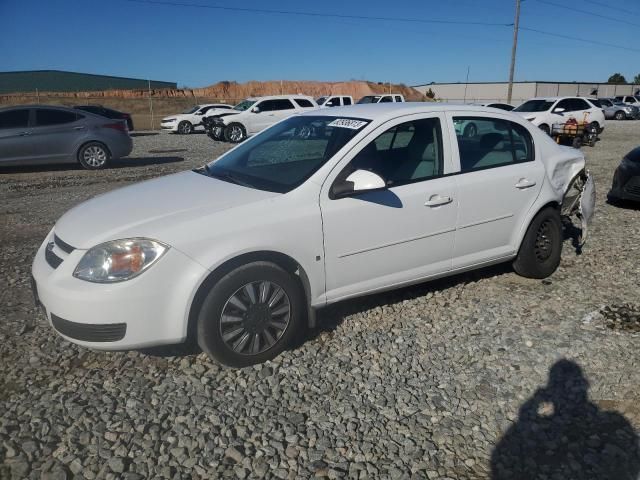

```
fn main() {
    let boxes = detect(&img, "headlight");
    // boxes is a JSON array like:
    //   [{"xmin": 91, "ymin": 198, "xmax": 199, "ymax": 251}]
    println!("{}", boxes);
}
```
[
  {"xmin": 73, "ymin": 238, "xmax": 169, "ymax": 283},
  {"xmin": 163, "ymin": 118, "xmax": 176, "ymax": 122}
]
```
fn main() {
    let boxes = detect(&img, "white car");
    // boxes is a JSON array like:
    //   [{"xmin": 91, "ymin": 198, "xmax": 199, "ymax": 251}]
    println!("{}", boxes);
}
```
[
  {"xmin": 513, "ymin": 97, "xmax": 605, "ymax": 135},
  {"xmin": 316, "ymin": 95, "xmax": 354, "ymax": 108},
  {"xmin": 357, "ymin": 94, "xmax": 405, "ymax": 104},
  {"xmin": 614, "ymin": 95, "xmax": 640, "ymax": 107},
  {"xmin": 209, "ymin": 95, "xmax": 318, "ymax": 143},
  {"xmin": 32, "ymin": 104, "xmax": 594, "ymax": 367},
  {"xmin": 160, "ymin": 104, "xmax": 233, "ymax": 134}
]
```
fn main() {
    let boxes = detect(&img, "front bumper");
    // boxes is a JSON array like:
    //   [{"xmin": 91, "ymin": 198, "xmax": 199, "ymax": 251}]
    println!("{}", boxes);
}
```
[
  {"xmin": 608, "ymin": 166, "xmax": 640, "ymax": 202},
  {"xmin": 161, "ymin": 121, "xmax": 178, "ymax": 131},
  {"xmin": 31, "ymin": 230, "xmax": 208, "ymax": 350}
]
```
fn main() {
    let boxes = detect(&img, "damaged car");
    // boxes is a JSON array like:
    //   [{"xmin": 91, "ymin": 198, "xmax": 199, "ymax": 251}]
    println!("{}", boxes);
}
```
[{"xmin": 32, "ymin": 104, "xmax": 594, "ymax": 367}]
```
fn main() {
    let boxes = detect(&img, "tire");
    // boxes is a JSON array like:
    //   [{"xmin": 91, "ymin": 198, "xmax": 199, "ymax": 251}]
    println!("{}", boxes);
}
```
[
  {"xmin": 614, "ymin": 111, "xmax": 626, "ymax": 121},
  {"xmin": 177, "ymin": 121, "xmax": 193, "ymax": 135},
  {"xmin": 196, "ymin": 261, "xmax": 305, "ymax": 367},
  {"xmin": 211, "ymin": 125, "xmax": 224, "ymax": 141},
  {"xmin": 224, "ymin": 123, "xmax": 247, "ymax": 143},
  {"xmin": 463, "ymin": 123, "xmax": 477, "ymax": 138},
  {"xmin": 77, "ymin": 142, "xmax": 110, "ymax": 170},
  {"xmin": 513, "ymin": 207, "xmax": 563, "ymax": 279},
  {"xmin": 571, "ymin": 136, "xmax": 582, "ymax": 149},
  {"xmin": 589, "ymin": 121, "xmax": 600, "ymax": 133},
  {"xmin": 538, "ymin": 124, "xmax": 550, "ymax": 135}
]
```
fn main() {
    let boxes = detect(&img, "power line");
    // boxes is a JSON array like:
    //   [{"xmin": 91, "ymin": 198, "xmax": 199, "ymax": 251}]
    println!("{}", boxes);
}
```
[
  {"xmin": 582, "ymin": 0, "xmax": 640, "ymax": 17},
  {"xmin": 520, "ymin": 26, "xmax": 640, "ymax": 53},
  {"xmin": 123, "ymin": 0, "xmax": 513, "ymax": 26},
  {"xmin": 533, "ymin": 0, "xmax": 640, "ymax": 28}
]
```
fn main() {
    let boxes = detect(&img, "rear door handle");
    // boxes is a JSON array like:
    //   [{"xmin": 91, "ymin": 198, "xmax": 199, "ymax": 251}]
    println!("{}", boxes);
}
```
[
  {"xmin": 73, "ymin": 126, "xmax": 86, "ymax": 130},
  {"xmin": 425, "ymin": 195, "xmax": 453, "ymax": 207},
  {"xmin": 19, "ymin": 131, "xmax": 31, "ymax": 136},
  {"xmin": 515, "ymin": 178, "xmax": 536, "ymax": 189}
]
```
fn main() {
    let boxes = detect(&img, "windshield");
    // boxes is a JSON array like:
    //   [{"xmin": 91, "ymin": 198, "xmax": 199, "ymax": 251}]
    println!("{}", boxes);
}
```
[
  {"xmin": 205, "ymin": 116, "xmax": 370, "ymax": 193},
  {"xmin": 316, "ymin": 97, "xmax": 327, "ymax": 105},
  {"xmin": 183, "ymin": 106, "xmax": 199, "ymax": 114},
  {"xmin": 357, "ymin": 96, "xmax": 381, "ymax": 104},
  {"xmin": 234, "ymin": 100, "xmax": 257, "ymax": 111},
  {"xmin": 514, "ymin": 100, "xmax": 555, "ymax": 112}
]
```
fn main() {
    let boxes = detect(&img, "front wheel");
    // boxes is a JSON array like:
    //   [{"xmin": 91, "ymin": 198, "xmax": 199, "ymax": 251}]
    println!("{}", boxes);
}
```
[
  {"xmin": 538, "ymin": 124, "xmax": 550, "ymax": 136},
  {"xmin": 211, "ymin": 125, "xmax": 224, "ymax": 141},
  {"xmin": 513, "ymin": 207, "xmax": 563, "ymax": 279},
  {"xmin": 177, "ymin": 121, "xmax": 193, "ymax": 134},
  {"xmin": 197, "ymin": 262, "xmax": 305, "ymax": 367},
  {"xmin": 78, "ymin": 142, "xmax": 110, "ymax": 170},
  {"xmin": 614, "ymin": 111, "xmax": 626, "ymax": 121},
  {"xmin": 224, "ymin": 123, "xmax": 247, "ymax": 143}
]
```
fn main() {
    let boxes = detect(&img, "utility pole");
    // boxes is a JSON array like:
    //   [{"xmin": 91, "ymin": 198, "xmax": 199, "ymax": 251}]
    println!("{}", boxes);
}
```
[
  {"xmin": 148, "ymin": 80, "xmax": 154, "ymax": 131},
  {"xmin": 507, "ymin": 0, "xmax": 521, "ymax": 104},
  {"xmin": 463, "ymin": 66, "xmax": 470, "ymax": 103}
]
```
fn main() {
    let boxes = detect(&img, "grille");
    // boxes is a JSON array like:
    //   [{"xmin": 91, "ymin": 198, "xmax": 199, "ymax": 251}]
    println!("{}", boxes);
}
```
[
  {"xmin": 51, "ymin": 314, "xmax": 126, "ymax": 342},
  {"xmin": 45, "ymin": 245, "xmax": 63, "ymax": 269},
  {"xmin": 54, "ymin": 234, "xmax": 75, "ymax": 254}
]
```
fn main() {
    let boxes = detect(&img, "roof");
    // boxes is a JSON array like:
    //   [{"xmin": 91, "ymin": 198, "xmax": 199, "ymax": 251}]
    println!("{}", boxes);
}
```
[
  {"xmin": 246, "ymin": 94, "xmax": 315, "ymax": 101},
  {"xmin": 300, "ymin": 102, "xmax": 507, "ymax": 121},
  {"xmin": 527, "ymin": 96, "xmax": 592, "ymax": 101}
]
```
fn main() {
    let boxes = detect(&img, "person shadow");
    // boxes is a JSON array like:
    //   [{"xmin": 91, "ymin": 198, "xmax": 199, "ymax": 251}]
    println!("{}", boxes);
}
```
[{"xmin": 491, "ymin": 359, "xmax": 640, "ymax": 480}]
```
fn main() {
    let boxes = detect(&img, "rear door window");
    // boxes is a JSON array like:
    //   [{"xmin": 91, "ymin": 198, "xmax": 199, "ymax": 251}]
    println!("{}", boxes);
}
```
[
  {"xmin": 379, "ymin": 96, "xmax": 393, "ymax": 103},
  {"xmin": 35, "ymin": 109, "xmax": 79, "ymax": 126},
  {"xmin": 453, "ymin": 117, "xmax": 534, "ymax": 172},
  {"xmin": 342, "ymin": 97, "xmax": 352, "ymax": 105},
  {"xmin": 0, "ymin": 109, "xmax": 30, "ymax": 129},
  {"xmin": 394, "ymin": 96, "xmax": 402, "ymax": 102},
  {"xmin": 294, "ymin": 98, "xmax": 314, "ymax": 108}
]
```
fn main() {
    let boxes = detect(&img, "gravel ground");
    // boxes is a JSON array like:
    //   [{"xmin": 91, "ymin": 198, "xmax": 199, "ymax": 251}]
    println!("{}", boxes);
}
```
[{"xmin": 1, "ymin": 125, "xmax": 639, "ymax": 480}]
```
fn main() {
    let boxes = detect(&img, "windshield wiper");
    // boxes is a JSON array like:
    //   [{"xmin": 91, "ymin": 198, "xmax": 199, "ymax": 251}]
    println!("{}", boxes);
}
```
[{"xmin": 208, "ymin": 169, "xmax": 253, "ymax": 188}]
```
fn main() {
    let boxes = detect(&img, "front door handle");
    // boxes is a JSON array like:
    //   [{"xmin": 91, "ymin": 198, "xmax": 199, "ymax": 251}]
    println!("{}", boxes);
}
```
[
  {"xmin": 425, "ymin": 195, "xmax": 453, "ymax": 207},
  {"xmin": 73, "ymin": 126, "xmax": 86, "ymax": 130},
  {"xmin": 19, "ymin": 131, "xmax": 31, "ymax": 136},
  {"xmin": 515, "ymin": 178, "xmax": 536, "ymax": 189}
]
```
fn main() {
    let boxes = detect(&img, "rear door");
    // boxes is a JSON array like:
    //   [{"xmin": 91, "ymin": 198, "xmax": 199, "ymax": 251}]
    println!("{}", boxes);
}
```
[
  {"xmin": 447, "ymin": 113, "xmax": 545, "ymax": 268},
  {"xmin": 30, "ymin": 108, "xmax": 85, "ymax": 163},
  {"xmin": 0, "ymin": 108, "xmax": 33, "ymax": 164}
]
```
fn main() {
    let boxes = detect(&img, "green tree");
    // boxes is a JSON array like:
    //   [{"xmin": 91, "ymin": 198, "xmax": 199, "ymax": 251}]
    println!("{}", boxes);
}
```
[
  {"xmin": 425, "ymin": 88, "xmax": 436, "ymax": 99},
  {"xmin": 607, "ymin": 73, "xmax": 627, "ymax": 84},
  {"xmin": 634, "ymin": 74, "xmax": 640, "ymax": 85}
]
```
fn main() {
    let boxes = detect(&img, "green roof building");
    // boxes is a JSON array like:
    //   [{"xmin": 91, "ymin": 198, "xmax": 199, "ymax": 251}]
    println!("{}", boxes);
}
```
[{"xmin": 0, "ymin": 70, "xmax": 177, "ymax": 94}]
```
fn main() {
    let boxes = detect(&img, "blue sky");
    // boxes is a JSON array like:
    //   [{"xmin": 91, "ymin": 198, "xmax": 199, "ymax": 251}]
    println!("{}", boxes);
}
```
[{"xmin": 1, "ymin": 0, "xmax": 639, "ymax": 87}]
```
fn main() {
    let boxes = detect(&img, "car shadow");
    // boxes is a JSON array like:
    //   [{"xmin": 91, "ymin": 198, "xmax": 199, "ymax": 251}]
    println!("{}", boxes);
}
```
[
  {"xmin": 129, "ymin": 132, "xmax": 159, "ymax": 137},
  {"xmin": 305, "ymin": 262, "xmax": 513, "ymax": 341},
  {"xmin": 491, "ymin": 359, "xmax": 640, "ymax": 480},
  {"xmin": 0, "ymin": 156, "xmax": 184, "ymax": 173},
  {"xmin": 562, "ymin": 217, "xmax": 583, "ymax": 255}
]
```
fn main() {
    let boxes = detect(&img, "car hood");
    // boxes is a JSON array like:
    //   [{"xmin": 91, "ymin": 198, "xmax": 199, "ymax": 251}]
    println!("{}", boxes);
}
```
[
  {"xmin": 162, "ymin": 113, "xmax": 193, "ymax": 121},
  {"xmin": 513, "ymin": 111, "xmax": 543, "ymax": 122},
  {"xmin": 54, "ymin": 171, "xmax": 278, "ymax": 249}
]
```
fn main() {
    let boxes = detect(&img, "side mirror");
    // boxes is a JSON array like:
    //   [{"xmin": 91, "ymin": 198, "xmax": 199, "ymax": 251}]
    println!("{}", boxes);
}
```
[
  {"xmin": 251, "ymin": 107, "xmax": 260, "ymax": 113},
  {"xmin": 332, "ymin": 170, "xmax": 386, "ymax": 198},
  {"xmin": 553, "ymin": 107, "xmax": 565, "ymax": 113}
]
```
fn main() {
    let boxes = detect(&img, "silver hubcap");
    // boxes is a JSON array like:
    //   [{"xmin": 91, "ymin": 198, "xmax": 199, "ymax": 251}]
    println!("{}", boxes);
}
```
[
  {"xmin": 180, "ymin": 123, "xmax": 191, "ymax": 134},
  {"xmin": 83, "ymin": 146, "xmax": 107, "ymax": 167},
  {"xmin": 219, "ymin": 281, "xmax": 291, "ymax": 355},
  {"xmin": 229, "ymin": 126, "xmax": 243, "ymax": 142}
]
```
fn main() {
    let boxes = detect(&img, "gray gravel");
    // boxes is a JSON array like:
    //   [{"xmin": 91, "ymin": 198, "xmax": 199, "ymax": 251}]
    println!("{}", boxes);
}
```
[{"xmin": 1, "ymin": 125, "xmax": 639, "ymax": 479}]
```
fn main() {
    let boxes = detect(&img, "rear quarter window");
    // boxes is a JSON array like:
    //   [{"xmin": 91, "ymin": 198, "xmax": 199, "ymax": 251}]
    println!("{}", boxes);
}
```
[{"xmin": 294, "ymin": 98, "xmax": 314, "ymax": 108}]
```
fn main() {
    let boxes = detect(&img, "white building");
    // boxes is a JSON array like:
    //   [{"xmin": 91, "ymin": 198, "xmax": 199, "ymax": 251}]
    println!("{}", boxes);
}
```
[{"xmin": 413, "ymin": 81, "xmax": 640, "ymax": 106}]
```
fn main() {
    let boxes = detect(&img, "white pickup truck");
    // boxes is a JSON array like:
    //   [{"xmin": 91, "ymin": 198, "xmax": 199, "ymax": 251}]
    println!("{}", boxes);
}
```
[
  {"xmin": 316, "ymin": 95, "xmax": 354, "ymax": 108},
  {"xmin": 357, "ymin": 94, "xmax": 405, "ymax": 104}
]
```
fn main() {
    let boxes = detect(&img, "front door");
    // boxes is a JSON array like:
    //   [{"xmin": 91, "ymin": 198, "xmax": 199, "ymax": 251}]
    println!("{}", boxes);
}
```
[
  {"xmin": 320, "ymin": 113, "xmax": 458, "ymax": 302},
  {"xmin": 447, "ymin": 113, "xmax": 545, "ymax": 268}
]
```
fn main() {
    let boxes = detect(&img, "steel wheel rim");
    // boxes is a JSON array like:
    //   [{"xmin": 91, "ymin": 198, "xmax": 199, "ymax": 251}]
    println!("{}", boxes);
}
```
[
  {"xmin": 219, "ymin": 281, "xmax": 291, "ymax": 356},
  {"xmin": 229, "ymin": 126, "xmax": 243, "ymax": 142},
  {"xmin": 534, "ymin": 219, "xmax": 554, "ymax": 262},
  {"xmin": 83, "ymin": 146, "xmax": 107, "ymax": 167}
]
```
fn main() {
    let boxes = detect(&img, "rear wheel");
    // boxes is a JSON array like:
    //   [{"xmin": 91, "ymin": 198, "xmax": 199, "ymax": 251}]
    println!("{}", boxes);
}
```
[
  {"xmin": 211, "ymin": 125, "xmax": 224, "ymax": 141},
  {"xmin": 513, "ymin": 207, "xmax": 563, "ymax": 279},
  {"xmin": 224, "ymin": 123, "xmax": 247, "ymax": 143},
  {"xmin": 78, "ymin": 142, "xmax": 110, "ymax": 170},
  {"xmin": 614, "ymin": 111, "xmax": 626, "ymax": 121},
  {"xmin": 177, "ymin": 121, "xmax": 193, "ymax": 134},
  {"xmin": 197, "ymin": 262, "xmax": 304, "ymax": 367}
]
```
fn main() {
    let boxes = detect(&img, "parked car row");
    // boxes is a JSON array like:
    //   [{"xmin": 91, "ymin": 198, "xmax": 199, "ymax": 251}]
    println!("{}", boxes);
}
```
[{"xmin": 164, "ymin": 93, "xmax": 407, "ymax": 141}]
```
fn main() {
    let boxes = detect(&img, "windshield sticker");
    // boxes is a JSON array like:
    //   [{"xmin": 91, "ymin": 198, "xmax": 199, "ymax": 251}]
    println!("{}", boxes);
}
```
[{"xmin": 327, "ymin": 119, "xmax": 368, "ymax": 130}]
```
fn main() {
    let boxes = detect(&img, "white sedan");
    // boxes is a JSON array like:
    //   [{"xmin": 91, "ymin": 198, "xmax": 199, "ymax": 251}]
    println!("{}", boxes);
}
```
[
  {"xmin": 32, "ymin": 104, "xmax": 594, "ymax": 367},
  {"xmin": 160, "ymin": 104, "xmax": 233, "ymax": 134}
]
